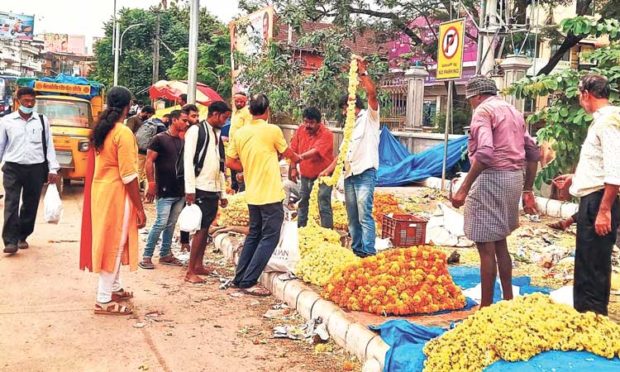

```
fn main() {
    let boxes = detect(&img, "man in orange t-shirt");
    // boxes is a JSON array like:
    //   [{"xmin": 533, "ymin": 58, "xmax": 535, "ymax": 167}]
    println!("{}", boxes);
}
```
[{"xmin": 289, "ymin": 107, "xmax": 334, "ymax": 228}]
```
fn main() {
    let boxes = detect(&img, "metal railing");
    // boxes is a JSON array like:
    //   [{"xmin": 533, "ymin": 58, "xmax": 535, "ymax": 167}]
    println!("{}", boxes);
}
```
[{"xmin": 379, "ymin": 71, "xmax": 407, "ymax": 130}]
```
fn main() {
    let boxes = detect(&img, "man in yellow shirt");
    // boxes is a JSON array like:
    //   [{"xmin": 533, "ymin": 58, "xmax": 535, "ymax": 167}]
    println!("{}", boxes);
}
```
[
  {"xmin": 229, "ymin": 92, "xmax": 252, "ymax": 192},
  {"xmin": 226, "ymin": 94, "xmax": 300, "ymax": 296}
]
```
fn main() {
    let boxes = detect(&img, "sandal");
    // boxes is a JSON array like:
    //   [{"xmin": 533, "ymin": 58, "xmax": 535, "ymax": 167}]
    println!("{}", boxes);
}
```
[
  {"xmin": 94, "ymin": 301, "xmax": 132, "ymax": 316},
  {"xmin": 159, "ymin": 255, "xmax": 183, "ymax": 266},
  {"xmin": 112, "ymin": 289, "xmax": 133, "ymax": 302},
  {"xmin": 139, "ymin": 260, "xmax": 155, "ymax": 270},
  {"xmin": 241, "ymin": 286, "xmax": 271, "ymax": 297}
]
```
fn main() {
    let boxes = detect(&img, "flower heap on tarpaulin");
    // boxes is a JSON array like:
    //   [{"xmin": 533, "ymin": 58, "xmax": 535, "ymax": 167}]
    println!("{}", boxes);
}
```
[
  {"xmin": 218, "ymin": 192, "xmax": 249, "ymax": 226},
  {"xmin": 295, "ymin": 57, "xmax": 361, "ymax": 286},
  {"xmin": 423, "ymin": 293, "xmax": 620, "ymax": 372},
  {"xmin": 323, "ymin": 246, "xmax": 466, "ymax": 315}
]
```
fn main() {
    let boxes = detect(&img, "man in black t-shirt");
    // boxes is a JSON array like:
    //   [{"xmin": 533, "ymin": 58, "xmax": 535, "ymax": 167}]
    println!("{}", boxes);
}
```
[{"xmin": 139, "ymin": 110, "xmax": 189, "ymax": 269}]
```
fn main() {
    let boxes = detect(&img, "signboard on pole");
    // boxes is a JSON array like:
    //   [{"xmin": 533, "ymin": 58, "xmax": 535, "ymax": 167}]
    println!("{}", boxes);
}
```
[
  {"xmin": 436, "ymin": 19, "xmax": 465, "ymax": 80},
  {"xmin": 0, "ymin": 12, "xmax": 35, "ymax": 41}
]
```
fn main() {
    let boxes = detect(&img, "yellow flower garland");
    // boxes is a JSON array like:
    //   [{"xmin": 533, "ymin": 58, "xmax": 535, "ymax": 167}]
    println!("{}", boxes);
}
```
[
  {"xmin": 294, "ymin": 57, "xmax": 361, "ymax": 286},
  {"xmin": 307, "ymin": 57, "xmax": 359, "ymax": 223}
]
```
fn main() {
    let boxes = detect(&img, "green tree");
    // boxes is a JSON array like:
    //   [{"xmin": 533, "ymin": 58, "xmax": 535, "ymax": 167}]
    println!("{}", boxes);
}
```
[
  {"xmin": 509, "ymin": 17, "xmax": 620, "ymax": 188},
  {"xmin": 90, "ymin": 3, "xmax": 227, "ymax": 101},
  {"xmin": 167, "ymin": 33, "xmax": 232, "ymax": 99},
  {"xmin": 240, "ymin": 0, "xmax": 592, "ymax": 74}
]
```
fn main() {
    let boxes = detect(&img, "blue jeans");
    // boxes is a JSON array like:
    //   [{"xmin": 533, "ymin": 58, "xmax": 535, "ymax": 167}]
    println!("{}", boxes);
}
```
[
  {"xmin": 143, "ymin": 197, "xmax": 185, "ymax": 259},
  {"xmin": 298, "ymin": 176, "xmax": 333, "ymax": 228},
  {"xmin": 344, "ymin": 168, "xmax": 377, "ymax": 257}
]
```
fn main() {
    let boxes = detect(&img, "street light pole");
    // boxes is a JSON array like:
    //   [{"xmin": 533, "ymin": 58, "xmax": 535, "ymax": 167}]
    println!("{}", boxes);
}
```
[
  {"xmin": 113, "ymin": 22, "xmax": 120, "ymax": 86},
  {"xmin": 120, "ymin": 24, "xmax": 144, "ymax": 56},
  {"xmin": 113, "ymin": 23, "xmax": 143, "ymax": 86},
  {"xmin": 187, "ymin": 0, "xmax": 199, "ymax": 104}
]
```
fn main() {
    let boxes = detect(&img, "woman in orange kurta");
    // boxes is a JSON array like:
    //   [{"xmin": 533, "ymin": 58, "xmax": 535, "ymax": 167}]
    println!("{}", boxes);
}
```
[{"xmin": 83, "ymin": 86, "xmax": 146, "ymax": 315}]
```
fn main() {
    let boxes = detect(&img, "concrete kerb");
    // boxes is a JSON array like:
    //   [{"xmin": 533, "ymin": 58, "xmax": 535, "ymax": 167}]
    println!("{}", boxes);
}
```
[{"xmin": 215, "ymin": 234, "xmax": 388, "ymax": 371}]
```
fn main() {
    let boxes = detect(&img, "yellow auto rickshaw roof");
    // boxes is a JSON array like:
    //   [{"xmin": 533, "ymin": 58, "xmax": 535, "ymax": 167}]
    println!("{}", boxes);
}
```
[{"xmin": 36, "ymin": 95, "xmax": 91, "ymax": 104}]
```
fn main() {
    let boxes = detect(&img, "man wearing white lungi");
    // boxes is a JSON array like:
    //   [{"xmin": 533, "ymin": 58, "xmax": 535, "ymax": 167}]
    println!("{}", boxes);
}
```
[{"xmin": 452, "ymin": 76, "xmax": 540, "ymax": 308}]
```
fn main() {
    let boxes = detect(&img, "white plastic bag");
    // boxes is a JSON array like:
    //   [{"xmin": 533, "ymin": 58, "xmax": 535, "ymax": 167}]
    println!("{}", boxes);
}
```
[
  {"xmin": 44, "ymin": 184, "xmax": 63, "ymax": 224},
  {"xmin": 178, "ymin": 204, "xmax": 202, "ymax": 233},
  {"xmin": 266, "ymin": 219, "xmax": 300, "ymax": 273}
]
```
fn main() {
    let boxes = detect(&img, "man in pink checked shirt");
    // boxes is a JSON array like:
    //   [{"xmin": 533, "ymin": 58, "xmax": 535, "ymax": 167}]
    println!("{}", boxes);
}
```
[{"xmin": 451, "ymin": 76, "xmax": 540, "ymax": 308}]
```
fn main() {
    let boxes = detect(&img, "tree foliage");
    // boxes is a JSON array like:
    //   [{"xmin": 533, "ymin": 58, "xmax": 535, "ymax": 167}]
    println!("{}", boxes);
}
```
[
  {"xmin": 240, "ymin": 0, "xmax": 585, "ymax": 74},
  {"xmin": 90, "ymin": 3, "xmax": 227, "ymax": 101},
  {"xmin": 508, "ymin": 19, "xmax": 620, "ymax": 188}
]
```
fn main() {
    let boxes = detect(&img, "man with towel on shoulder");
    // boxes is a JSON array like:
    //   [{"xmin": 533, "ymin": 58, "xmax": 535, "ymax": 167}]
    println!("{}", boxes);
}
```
[{"xmin": 452, "ymin": 76, "xmax": 540, "ymax": 308}]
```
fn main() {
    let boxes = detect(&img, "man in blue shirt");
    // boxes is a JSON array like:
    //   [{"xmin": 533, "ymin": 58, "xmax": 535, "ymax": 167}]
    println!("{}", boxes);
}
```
[{"xmin": 0, "ymin": 87, "xmax": 60, "ymax": 254}]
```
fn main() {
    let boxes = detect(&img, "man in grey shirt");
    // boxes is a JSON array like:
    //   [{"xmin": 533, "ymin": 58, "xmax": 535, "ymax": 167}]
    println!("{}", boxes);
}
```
[{"xmin": 0, "ymin": 87, "xmax": 60, "ymax": 254}]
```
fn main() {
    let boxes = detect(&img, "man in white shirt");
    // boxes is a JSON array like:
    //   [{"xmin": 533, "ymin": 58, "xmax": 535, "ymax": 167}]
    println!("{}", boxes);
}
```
[
  {"xmin": 183, "ymin": 101, "xmax": 231, "ymax": 283},
  {"xmin": 0, "ymin": 87, "xmax": 60, "ymax": 254},
  {"xmin": 321, "ymin": 58, "xmax": 380, "ymax": 257},
  {"xmin": 555, "ymin": 74, "xmax": 620, "ymax": 315}
]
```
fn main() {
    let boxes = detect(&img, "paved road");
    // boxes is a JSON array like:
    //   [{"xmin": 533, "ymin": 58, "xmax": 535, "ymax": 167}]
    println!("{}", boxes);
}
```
[{"xmin": 0, "ymin": 185, "xmax": 351, "ymax": 372}]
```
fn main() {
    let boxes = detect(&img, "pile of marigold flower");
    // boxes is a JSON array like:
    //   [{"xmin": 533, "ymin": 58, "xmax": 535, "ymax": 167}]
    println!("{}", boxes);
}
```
[
  {"xmin": 373, "ymin": 193, "xmax": 405, "ymax": 230},
  {"xmin": 295, "ymin": 224, "xmax": 359, "ymax": 286},
  {"xmin": 423, "ymin": 293, "xmax": 620, "ymax": 371},
  {"xmin": 313, "ymin": 201, "xmax": 348, "ymax": 231},
  {"xmin": 323, "ymin": 246, "xmax": 466, "ymax": 315},
  {"xmin": 218, "ymin": 192, "xmax": 249, "ymax": 226}
]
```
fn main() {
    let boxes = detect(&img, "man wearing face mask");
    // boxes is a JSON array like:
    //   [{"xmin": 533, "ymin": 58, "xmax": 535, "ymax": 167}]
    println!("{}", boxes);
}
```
[
  {"xmin": 125, "ymin": 105, "xmax": 155, "ymax": 134},
  {"xmin": 0, "ymin": 87, "xmax": 60, "ymax": 254}
]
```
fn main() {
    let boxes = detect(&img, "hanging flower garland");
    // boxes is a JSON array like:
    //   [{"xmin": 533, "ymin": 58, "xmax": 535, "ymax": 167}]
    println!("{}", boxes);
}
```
[{"xmin": 307, "ymin": 57, "xmax": 360, "ymax": 222}]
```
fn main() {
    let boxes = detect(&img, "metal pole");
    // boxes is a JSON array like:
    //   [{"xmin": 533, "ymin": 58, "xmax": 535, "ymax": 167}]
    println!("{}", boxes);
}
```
[
  {"xmin": 112, "ymin": 0, "xmax": 117, "ymax": 56},
  {"xmin": 441, "ymin": 80, "xmax": 453, "ymax": 190},
  {"xmin": 113, "ymin": 22, "xmax": 120, "ymax": 86},
  {"xmin": 152, "ymin": 13, "xmax": 161, "ymax": 85},
  {"xmin": 187, "ymin": 0, "xmax": 199, "ymax": 104}
]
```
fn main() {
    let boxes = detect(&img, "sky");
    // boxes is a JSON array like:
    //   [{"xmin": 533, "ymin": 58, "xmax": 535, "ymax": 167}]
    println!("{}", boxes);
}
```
[{"xmin": 5, "ymin": 0, "xmax": 241, "ymax": 48}]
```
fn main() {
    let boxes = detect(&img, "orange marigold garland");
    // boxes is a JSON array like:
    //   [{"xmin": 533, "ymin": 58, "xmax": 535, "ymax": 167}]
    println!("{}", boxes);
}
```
[{"xmin": 323, "ymin": 246, "xmax": 466, "ymax": 315}]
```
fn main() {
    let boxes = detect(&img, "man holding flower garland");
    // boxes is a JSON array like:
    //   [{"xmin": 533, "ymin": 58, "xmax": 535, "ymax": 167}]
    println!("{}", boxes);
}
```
[{"xmin": 321, "ymin": 57, "xmax": 380, "ymax": 258}]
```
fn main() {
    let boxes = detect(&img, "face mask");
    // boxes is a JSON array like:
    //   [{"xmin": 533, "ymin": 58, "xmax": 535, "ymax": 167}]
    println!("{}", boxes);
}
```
[{"xmin": 19, "ymin": 105, "xmax": 34, "ymax": 114}]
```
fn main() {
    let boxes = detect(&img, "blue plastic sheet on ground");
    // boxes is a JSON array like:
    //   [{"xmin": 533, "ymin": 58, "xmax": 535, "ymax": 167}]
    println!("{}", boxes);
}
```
[
  {"xmin": 449, "ymin": 266, "xmax": 551, "ymax": 303},
  {"xmin": 486, "ymin": 351, "xmax": 620, "ymax": 372},
  {"xmin": 371, "ymin": 320, "xmax": 620, "ymax": 372},
  {"xmin": 369, "ymin": 320, "xmax": 443, "ymax": 372},
  {"xmin": 24, "ymin": 74, "xmax": 103, "ymax": 100},
  {"xmin": 377, "ymin": 126, "xmax": 469, "ymax": 186}
]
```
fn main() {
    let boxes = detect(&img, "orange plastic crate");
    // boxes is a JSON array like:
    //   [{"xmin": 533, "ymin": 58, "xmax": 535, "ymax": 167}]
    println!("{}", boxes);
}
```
[{"xmin": 381, "ymin": 214, "xmax": 428, "ymax": 247}]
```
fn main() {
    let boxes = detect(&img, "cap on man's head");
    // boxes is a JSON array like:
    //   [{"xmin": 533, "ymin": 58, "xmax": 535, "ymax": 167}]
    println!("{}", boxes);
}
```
[{"xmin": 465, "ymin": 76, "xmax": 498, "ymax": 99}]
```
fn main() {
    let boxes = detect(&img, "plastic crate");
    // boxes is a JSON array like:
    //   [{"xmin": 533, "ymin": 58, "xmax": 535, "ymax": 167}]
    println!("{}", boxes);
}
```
[{"xmin": 381, "ymin": 214, "xmax": 428, "ymax": 247}]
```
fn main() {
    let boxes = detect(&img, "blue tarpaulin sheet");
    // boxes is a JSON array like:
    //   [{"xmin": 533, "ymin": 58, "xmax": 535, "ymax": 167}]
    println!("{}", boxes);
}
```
[
  {"xmin": 449, "ymin": 266, "xmax": 551, "ymax": 303},
  {"xmin": 371, "ymin": 320, "xmax": 620, "ymax": 372},
  {"xmin": 23, "ymin": 74, "xmax": 103, "ymax": 100},
  {"xmin": 377, "ymin": 126, "xmax": 468, "ymax": 187}
]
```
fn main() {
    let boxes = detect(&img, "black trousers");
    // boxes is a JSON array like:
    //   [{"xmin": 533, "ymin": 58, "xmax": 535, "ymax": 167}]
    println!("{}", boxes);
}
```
[
  {"xmin": 233, "ymin": 201, "xmax": 284, "ymax": 288},
  {"xmin": 2, "ymin": 162, "xmax": 47, "ymax": 246},
  {"xmin": 574, "ymin": 191, "xmax": 620, "ymax": 315}
]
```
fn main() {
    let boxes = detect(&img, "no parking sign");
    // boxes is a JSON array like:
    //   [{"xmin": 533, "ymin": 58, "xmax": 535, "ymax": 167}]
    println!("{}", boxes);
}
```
[{"xmin": 437, "ymin": 19, "xmax": 465, "ymax": 80}]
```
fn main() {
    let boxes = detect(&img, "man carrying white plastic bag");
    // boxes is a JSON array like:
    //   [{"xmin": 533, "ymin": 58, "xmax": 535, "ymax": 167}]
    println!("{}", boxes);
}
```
[{"xmin": 44, "ymin": 184, "xmax": 63, "ymax": 224}]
